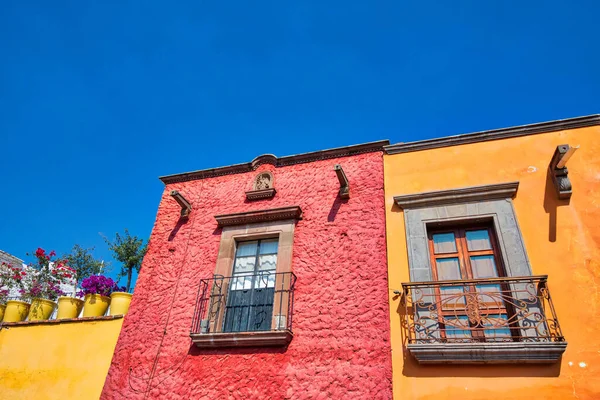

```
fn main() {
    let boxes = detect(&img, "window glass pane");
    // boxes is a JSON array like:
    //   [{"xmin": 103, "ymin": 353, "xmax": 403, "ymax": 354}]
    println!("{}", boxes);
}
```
[
  {"xmin": 231, "ymin": 274, "xmax": 253, "ymax": 290},
  {"xmin": 466, "ymin": 230, "xmax": 492, "ymax": 251},
  {"xmin": 233, "ymin": 256, "xmax": 255, "ymax": 275},
  {"xmin": 482, "ymin": 314, "xmax": 512, "ymax": 340},
  {"xmin": 475, "ymin": 284, "xmax": 505, "ymax": 308},
  {"xmin": 259, "ymin": 239, "xmax": 279, "ymax": 255},
  {"xmin": 436, "ymin": 258, "xmax": 465, "ymax": 309},
  {"xmin": 432, "ymin": 233, "xmax": 457, "ymax": 254},
  {"xmin": 258, "ymin": 254, "xmax": 277, "ymax": 271},
  {"xmin": 439, "ymin": 286, "xmax": 466, "ymax": 309},
  {"xmin": 236, "ymin": 241, "xmax": 258, "ymax": 257},
  {"xmin": 435, "ymin": 257, "xmax": 462, "ymax": 280},
  {"xmin": 470, "ymin": 255, "xmax": 498, "ymax": 279},
  {"xmin": 444, "ymin": 315, "xmax": 471, "ymax": 342},
  {"xmin": 255, "ymin": 271, "xmax": 275, "ymax": 288}
]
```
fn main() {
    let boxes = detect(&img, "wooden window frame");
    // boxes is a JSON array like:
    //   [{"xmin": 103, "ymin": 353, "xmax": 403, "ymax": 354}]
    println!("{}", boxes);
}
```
[{"xmin": 427, "ymin": 222, "xmax": 516, "ymax": 342}]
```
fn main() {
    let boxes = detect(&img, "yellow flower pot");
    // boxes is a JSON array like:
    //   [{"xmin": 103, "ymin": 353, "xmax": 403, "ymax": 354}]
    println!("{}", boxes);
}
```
[
  {"xmin": 82, "ymin": 294, "xmax": 110, "ymax": 317},
  {"xmin": 28, "ymin": 298, "xmax": 57, "ymax": 321},
  {"xmin": 3, "ymin": 300, "xmax": 31, "ymax": 322},
  {"xmin": 56, "ymin": 296, "xmax": 84, "ymax": 319},
  {"xmin": 109, "ymin": 292, "xmax": 133, "ymax": 316},
  {"xmin": 0, "ymin": 304, "xmax": 5, "ymax": 321}
]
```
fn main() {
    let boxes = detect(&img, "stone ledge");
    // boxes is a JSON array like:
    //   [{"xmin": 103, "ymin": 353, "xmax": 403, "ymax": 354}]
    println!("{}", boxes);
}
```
[
  {"xmin": 0, "ymin": 315, "xmax": 124, "ymax": 327},
  {"xmin": 407, "ymin": 341, "xmax": 567, "ymax": 364},
  {"xmin": 190, "ymin": 330, "xmax": 293, "ymax": 348},
  {"xmin": 245, "ymin": 188, "xmax": 277, "ymax": 201}
]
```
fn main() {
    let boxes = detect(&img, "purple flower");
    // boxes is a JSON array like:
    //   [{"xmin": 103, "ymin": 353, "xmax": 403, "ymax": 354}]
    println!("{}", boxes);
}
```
[{"xmin": 79, "ymin": 275, "xmax": 115, "ymax": 297}]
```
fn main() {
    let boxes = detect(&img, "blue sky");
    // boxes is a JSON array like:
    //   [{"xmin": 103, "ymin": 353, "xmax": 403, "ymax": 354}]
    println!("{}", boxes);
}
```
[{"xmin": 0, "ymin": 1, "xmax": 598, "ymax": 288}]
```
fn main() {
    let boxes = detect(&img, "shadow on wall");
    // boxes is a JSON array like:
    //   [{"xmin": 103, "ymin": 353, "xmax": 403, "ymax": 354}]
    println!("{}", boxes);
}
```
[
  {"xmin": 543, "ymin": 168, "xmax": 571, "ymax": 243},
  {"xmin": 395, "ymin": 294, "xmax": 562, "ymax": 378},
  {"xmin": 328, "ymin": 196, "xmax": 349, "ymax": 222},
  {"xmin": 168, "ymin": 218, "xmax": 190, "ymax": 241}
]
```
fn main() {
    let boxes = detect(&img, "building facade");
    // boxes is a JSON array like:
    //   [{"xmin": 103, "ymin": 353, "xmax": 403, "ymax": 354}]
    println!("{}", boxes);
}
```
[
  {"xmin": 101, "ymin": 142, "xmax": 393, "ymax": 399},
  {"xmin": 384, "ymin": 115, "xmax": 600, "ymax": 399}
]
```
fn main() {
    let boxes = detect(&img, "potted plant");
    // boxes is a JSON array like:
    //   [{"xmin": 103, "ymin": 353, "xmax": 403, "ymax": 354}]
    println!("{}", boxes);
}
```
[
  {"xmin": 109, "ymin": 285, "xmax": 131, "ymax": 316},
  {"xmin": 1, "ymin": 261, "xmax": 30, "ymax": 322},
  {"xmin": 79, "ymin": 275, "xmax": 115, "ymax": 317},
  {"xmin": 19, "ymin": 248, "xmax": 73, "ymax": 321},
  {"xmin": 103, "ymin": 229, "xmax": 147, "ymax": 316},
  {"xmin": 21, "ymin": 279, "xmax": 64, "ymax": 321},
  {"xmin": 56, "ymin": 245, "xmax": 105, "ymax": 319}
]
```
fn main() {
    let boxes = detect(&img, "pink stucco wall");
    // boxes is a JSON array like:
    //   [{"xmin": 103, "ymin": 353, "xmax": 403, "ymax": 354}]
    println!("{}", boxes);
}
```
[{"xmin": 101, "ymin": 151, "xmax": 392, "ymax": 399}]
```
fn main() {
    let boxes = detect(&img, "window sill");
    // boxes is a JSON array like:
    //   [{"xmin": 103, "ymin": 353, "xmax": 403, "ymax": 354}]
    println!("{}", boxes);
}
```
[
  {"xmin": 407, "ymin": 341, "xmax": 567, "ymax": 364},
  {"xmin": 190, "ymin": 330, "xmax": 293, "ymax": 348}
]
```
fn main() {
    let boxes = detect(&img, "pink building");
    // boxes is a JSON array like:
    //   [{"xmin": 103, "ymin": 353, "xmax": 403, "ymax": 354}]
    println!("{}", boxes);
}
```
[{"xmin": 102, "ymin": 141, "xmax": 392, "ymax": 399}]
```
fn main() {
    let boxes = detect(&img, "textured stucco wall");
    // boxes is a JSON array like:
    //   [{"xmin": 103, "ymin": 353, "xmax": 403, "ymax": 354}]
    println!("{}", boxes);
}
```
[
  {"xmin": 102, "ymin": 151, "xmax": 392, "ymax": 399},
  {"xmin": 0, "ymin": 318, "xmax": 123, "ymax": 400},
  {"xmin": 384, "ymin": 125, "xmax": 600, "ymax": 400}
]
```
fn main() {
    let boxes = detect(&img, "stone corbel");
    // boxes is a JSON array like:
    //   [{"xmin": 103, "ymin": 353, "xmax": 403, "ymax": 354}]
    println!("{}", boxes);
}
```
[
  {"xmin": 170, "ymin": 190, "xmax": 192, "ymax": 218},
  {"xmin": 548, "ymin": 144, "xmax": 578, "ymax": 200},
  {"xmin": 334, "ymin": 164, "xmax": 350, "ymax": 199}
]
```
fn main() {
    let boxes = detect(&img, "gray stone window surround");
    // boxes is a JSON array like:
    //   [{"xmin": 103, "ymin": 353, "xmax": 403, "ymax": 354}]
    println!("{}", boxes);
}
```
[
  {"xmin": 393, "ymin": 182, "xmax": 567, "ymax": 364},
  {"xmin": 394, "ymin": 182, "xmax": 531, "ymax": 280}
]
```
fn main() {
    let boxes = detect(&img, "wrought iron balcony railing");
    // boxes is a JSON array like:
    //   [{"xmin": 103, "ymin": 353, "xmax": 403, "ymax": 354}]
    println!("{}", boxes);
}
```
[
  {"xmin": 401, "ymin": 275, "xmax": 565, "ymax": 345},
  {"xmin": 190, "ymin": 272, "xmax": 296, "ymax": 347}
]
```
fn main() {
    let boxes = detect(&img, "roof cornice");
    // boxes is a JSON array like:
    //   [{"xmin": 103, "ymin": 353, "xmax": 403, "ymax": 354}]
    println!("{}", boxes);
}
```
[
  {"xmin": 385, "ymin": 114, "xmax": 600, "ymax": 155},
  {"xmin": 160, "ymin": 140, "xmax": 389, "ymax": 184}
]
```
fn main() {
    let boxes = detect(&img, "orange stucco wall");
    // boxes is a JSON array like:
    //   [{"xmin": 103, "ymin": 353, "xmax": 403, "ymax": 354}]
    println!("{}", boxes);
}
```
[{"xmin": 384, "ymin": 125, "xmax": 600, "ymax": 400}]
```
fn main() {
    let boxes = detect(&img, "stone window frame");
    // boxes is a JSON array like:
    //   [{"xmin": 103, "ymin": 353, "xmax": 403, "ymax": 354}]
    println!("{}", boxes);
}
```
[
  {"xmin": 191, "ymin": 206, "xmax": 300, "ymax": 348},
  {"xmin": 393, "ymin": 182, "xmax": 567, "ymax": 364},
  {"xmin": 394, "ymin": 182, "xmax": 532, "ymax": 282}
]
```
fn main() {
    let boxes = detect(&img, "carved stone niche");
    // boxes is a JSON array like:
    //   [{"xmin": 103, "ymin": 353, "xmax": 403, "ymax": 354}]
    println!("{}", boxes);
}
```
[{"xmin": 246, "ymin": 171, "xmax": 277, "ymax": 201}]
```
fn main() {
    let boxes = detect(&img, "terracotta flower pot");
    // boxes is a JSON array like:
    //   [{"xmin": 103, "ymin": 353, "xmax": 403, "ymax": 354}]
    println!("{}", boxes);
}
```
[
  {"xmin": 109, "ymin": 292, "xmax": 133, "ymax": 316},
  {"xmin": 3, "ymin": 300, "xmax": 31, "ymax": 322},
  {"xmin": 82, "ymin": 294, "xmax": 110, "ymax": 317},
  {"xmin": 56, "ymin": 296, "xmax": 84, "ymax": 319},
  {"xmin": 0, "ymin": 304, "xmax": 5, "ymax": 321},
  {"xmin": 28, "ymin": 298, "xmax": 57, "ymax": 321}
]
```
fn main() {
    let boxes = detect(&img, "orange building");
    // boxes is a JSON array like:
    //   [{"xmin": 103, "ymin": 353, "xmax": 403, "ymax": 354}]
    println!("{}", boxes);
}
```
[{"xmin": 383, "ymin": 115, "xmax": 600, "ymax": 399}]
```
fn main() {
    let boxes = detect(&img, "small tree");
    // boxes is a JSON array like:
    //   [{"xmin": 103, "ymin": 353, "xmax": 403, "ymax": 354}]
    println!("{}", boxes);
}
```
[
  {"xmin": 103, "ymin": 229, "xmax": 147, "ymax": 292},
  {"xmin": 65, "ymin": 245, "xmax": 105, "ymax": 294}
]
